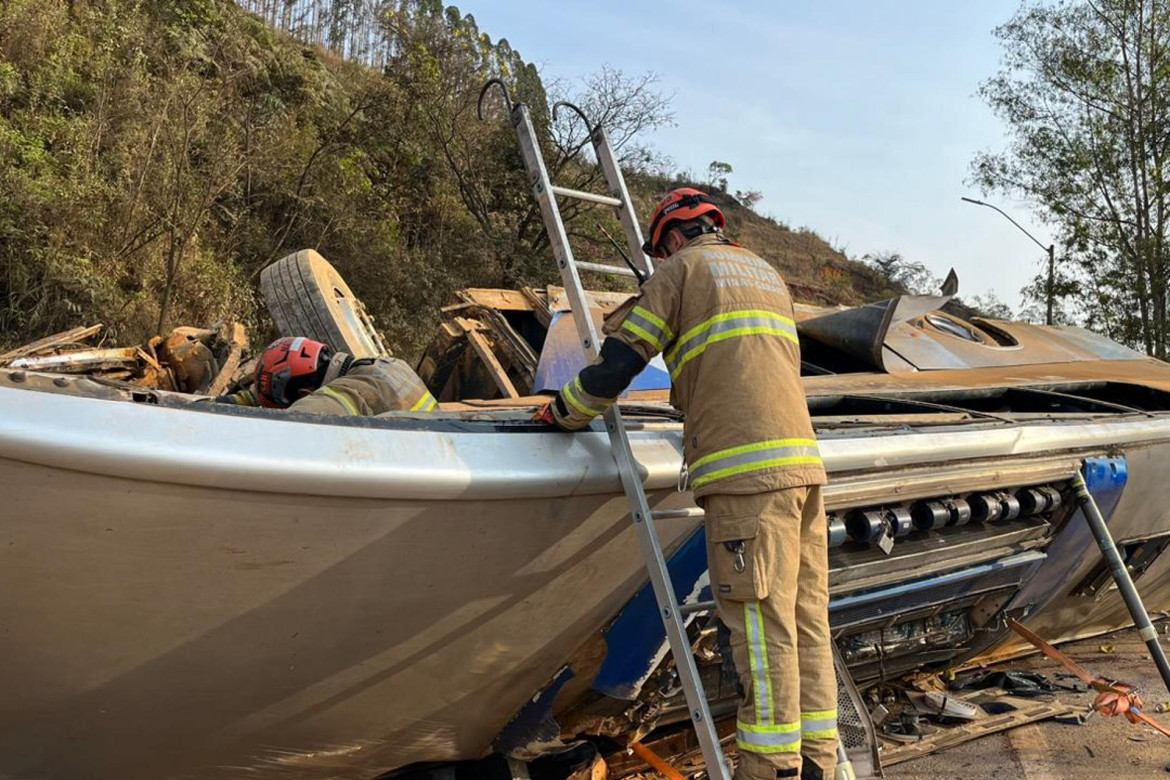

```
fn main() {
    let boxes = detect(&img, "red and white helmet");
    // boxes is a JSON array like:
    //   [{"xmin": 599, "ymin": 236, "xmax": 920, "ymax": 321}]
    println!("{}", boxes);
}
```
[
  {"xmin": 254, "ymin": 337, "xmax": 333, "ymax": 408},
  {"xmin": 642, "ymin": 187, "xmax": 726, "ymax": 259}
]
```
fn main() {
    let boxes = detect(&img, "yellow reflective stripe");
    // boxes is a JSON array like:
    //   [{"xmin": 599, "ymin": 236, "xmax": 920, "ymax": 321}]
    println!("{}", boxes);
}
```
[
  {"xmin": 736, "ymin": 739, "xmax": 801, "ymax": 754},
  {"xmin": 621, "ymin": 320, "xmax": 666, "ymax": 352},
  {"xmin": 666, "ymin": 309, "xmax": 795, "ymax": 362},
  {"xmin": 690, "ymin": 438, "xmax": 822, "ymax": 490},
  {"xmin": 691, "ymin": 438, "xmax": 819, "ymax": 471},
  {"xmin": 424, "ymin": 396, "xmax": 438, "ymax": 411},
  {"xmin": 738, "ymin": 721, "xmax": 802, "ymax": 734},
  {"xmin": 693, "ymin": 456, "xmax": 823, "ymax": 489},
  {"xmin": 411, "ymin": 392, "xmax": 437, "ymax": 412},
  {"xmin": 561, "ymin": 377, "xmax": 604, "ymax": 418},
  {"xmin": 737, "ymin": 718, "xmax": 802, "ymax": 754},
  {"xmin": 632, "ymin": 306, "xmax": 673, "ymax": 340},
  {"xmin": 318, "ymin": 386, "xmax": 359, "ymax": 416},
  {"xmin": 669, "ymin": 326, "xmax": 798, "ymax": 379},
  {"xmin": 745, "ymin": 601, "xmax": 773, "ymax": 726},
  {"xmin": 802, "ymin": 709, "xmax": 838, "ymax": 721},
  {"xmin": 802, "ymin": 708, "xmax": 837, "ymax": 739},
  {"xmin": 664, "ymin": 309, "xmax": 797, "ymax": 379},
  {"xmin": 802, "ymin": 728, "xmax": 838, "ymax": 740}
]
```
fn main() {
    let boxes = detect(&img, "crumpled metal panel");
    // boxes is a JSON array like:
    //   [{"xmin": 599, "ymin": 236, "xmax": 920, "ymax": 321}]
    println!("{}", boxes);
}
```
[
  {"xmin": 532, "ymin": 310, "xmax": 671, "ymax": 394},
  {"xmin": 882, "ymin": 319, "xmax": 1145, "ymax": 371},
  {"xmin": 981, "ymin": 456, "xmax": 1129, "ymax": 654},
  {"xmin": 797, "ymin": 294, "xmax": 1146, "ymax": 373},
  {"xmin": 798, "ymin": 294, "xmax": 951, "ymax": 369},
  {"xmin": 593, "ymin": 527, "xmax": 710, "ymax": 700},
  {"xmin": 494, "ymin": 666, "xmax": 576, "ymax": 759}
]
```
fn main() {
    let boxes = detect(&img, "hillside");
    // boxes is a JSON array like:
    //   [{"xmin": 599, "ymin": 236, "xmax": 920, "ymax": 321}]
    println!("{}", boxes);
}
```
[
  {"xmin": 629, "ymin": 183, "xmax": 899, "ymax": 306},
  {"xmin": 0, "ymin": 0, "xmax": 898, "ymax": 360}
]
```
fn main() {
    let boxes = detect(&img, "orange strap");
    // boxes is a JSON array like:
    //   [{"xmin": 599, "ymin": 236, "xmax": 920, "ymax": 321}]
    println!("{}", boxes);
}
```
[
  {"xmin": 1008, "ymin": 619, "xmax": 1096, "ymax": 686},
  {"xmin": 629, "ymin": 742, "xmax": 688, "ymax": 780},
  {"xmin": 1008, "ymin": 619, "xmax": 1170, "ymax": 739}
]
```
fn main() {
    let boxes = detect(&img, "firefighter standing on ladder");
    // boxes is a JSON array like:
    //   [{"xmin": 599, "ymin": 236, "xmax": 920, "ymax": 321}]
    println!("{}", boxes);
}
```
[{"xmin": 536, "ymin": 188, "xmax": 837, "ymax": 780}]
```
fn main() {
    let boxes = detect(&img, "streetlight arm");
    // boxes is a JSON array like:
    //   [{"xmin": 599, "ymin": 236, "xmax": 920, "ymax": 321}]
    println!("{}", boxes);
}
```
[
  {"xmin": 961, "ymin": 197, "xmax": 1050, "ymax": 253},
  {"xmin": 962, "ymin": 196, "xmax": 1058, "ymax": 326}
]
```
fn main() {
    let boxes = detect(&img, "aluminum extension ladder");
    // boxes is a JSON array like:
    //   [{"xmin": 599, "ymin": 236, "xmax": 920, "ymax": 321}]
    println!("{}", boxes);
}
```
[{"xmin": 479, "ymin": 79, "xmax": 732, "ymax": 779}]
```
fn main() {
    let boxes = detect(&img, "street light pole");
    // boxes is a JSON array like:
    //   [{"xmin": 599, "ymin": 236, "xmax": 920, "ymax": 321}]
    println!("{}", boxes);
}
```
[
  {"xmin": 961, "ymin": 197, "xmax": 1056, "ymax": 325},
  {"xmin": 1046, "ymin": 242, "xmax": 1055, "ymax": 326}
]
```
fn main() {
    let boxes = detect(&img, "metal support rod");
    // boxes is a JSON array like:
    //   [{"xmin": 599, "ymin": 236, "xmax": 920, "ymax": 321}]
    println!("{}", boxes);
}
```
[
  {"xmin": 651, "ymin": 507, "xmax": 705, "ymax": 520},
  {"xmin": 1071, "ymin": 471, "xmax": 1170, "ymax": 695},
  {"xmin": 575, "ymin": 261, "xmax": 639, "ymax": 278},
  {"xmin": 1046, "ymin": 243, "xmax": 1056, "ymax": 326},
  {"xmin": 550, "ymin": 185, "xmax": 623, "ymax": 208},
  {"xmin": 679, "ymin": 600, "xmax": 717, "ymax": 616}
]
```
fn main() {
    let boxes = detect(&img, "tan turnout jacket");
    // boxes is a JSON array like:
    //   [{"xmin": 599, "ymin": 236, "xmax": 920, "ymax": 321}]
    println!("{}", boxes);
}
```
[
  {"xmin": 553, "ymin": 234, "xmax": 825, "ymax": 498},
  {"xmin": 291, "ymin": 356, "xmax": 438, "ymax": 416}
]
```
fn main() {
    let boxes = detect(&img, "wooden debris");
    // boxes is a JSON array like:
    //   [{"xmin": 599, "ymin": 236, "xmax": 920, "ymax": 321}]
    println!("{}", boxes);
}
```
[
  {"xmin": 207, "ymin": 322, "xmax": 248, "ymax": 397},
  {"xmin": 566, "ymin": 753, "xmax": 608, "ymax": 780},
  {"xmin": 457, "ymin": 288, "xmax": 536, "ymax": 312},
  {"xmin": 522, "ymin": 287, "xmax": 553, "ymax": 328},
  {"xmin": 604, "ymin": 717, "xmax": 737, "ymax": 777},
  {"xmin": 456, "ymin": 317, "xmax": 520, "ymax": 399},
  {"xmin": 8, "ymin": 347, "xmax": 140, "ymax": 373},
  {"xmin": 0, "ymin": 320, "xmax": 253, "ymax": 396},
  {"xmin": 0, "ymin": 324, "xmax": 103, "ymax": 363},
  {"xmin": 417, "ymin": 285, "xmax": 641, "ymax": 403}
]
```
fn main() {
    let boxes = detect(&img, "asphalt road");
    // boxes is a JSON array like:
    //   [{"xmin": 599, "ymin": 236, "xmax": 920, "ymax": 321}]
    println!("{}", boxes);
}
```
[{"xmin": 886, "ymin": 626, "xmax": 1170, "ymax": 780}]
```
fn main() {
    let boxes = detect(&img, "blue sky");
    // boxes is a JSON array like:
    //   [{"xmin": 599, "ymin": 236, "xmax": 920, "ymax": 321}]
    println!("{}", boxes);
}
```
[{"xmin": 470, "ymin": 1, "xmax": 1046, "ymax": 309}]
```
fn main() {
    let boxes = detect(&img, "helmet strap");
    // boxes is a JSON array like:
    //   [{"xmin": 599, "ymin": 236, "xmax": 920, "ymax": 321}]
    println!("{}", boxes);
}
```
[{"xmin": 678, "ymin": 222, "xmax": 722, "ymax": 242}]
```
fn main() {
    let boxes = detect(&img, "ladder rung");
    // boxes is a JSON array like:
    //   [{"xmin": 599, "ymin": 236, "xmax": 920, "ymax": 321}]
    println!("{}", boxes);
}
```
[
  {"xmin": 680, "ymin": 600, "xmax": 717, "ymax": 616},
  {"xmin": 621, "ymin": 421, "xmax": 682, "ymax": 432},
  {"xmin": 551, "ymin": 185, "xmax": 623, "ymax": 208},
  {"xmin": 651, "ymin": 508, "xmax": 705, "ymax": 520},
  {"xmin": 575, "ymin": 261, "xmax": 639, "ymax": 278}
]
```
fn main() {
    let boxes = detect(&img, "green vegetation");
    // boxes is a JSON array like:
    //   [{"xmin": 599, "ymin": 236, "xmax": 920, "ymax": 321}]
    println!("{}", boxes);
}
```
[
  {"xmin": 974, "ymin": 0, "xmax": 1170, "ymax": 356},
  {"xmin": 0, "ymin": 0, "xmax": 894, "ymax": 358}
]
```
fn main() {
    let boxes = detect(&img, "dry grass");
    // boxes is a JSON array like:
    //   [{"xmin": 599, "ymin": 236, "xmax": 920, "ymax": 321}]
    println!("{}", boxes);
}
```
[{"xmin": 630, "ymin": 181, "xmax": 899, "ymax": 306}]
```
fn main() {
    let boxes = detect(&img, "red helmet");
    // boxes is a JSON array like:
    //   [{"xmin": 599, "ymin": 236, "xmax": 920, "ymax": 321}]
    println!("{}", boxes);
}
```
[
  {"xmin": 642, "ymin": 187, "xmax": 725, "ymax": 259},
  {"xmin": 254, "ymin": 337, "xmax": 333, "ymax": 408}
]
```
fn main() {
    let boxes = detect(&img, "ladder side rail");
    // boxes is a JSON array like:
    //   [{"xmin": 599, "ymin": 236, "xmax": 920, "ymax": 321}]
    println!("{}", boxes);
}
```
[
  {"xmin": 591, "ymin": 125, "xmax": 655, "ymax": 277},
  {"xmin": 511, "ymin": 106, "xmax": 602, "ymax": 359},
  {"xmin": 603, "ymin": 405, "xmax": 731, "ymax": 780}
]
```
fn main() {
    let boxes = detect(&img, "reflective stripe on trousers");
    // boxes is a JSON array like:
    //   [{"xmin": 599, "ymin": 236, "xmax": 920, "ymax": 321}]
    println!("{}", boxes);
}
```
[
  {"xmin": 664, "ymin": 309, "xmax": 798, "ymax": 379},
  {"xmin": 737, "ymin": 720, "xmax": 801, "ymax": 754},
  {"xmin": 739, "ymin": 600, "xmax": 803, "ymax": 754},
  {"xmin": 690, "ymin": 439, "xmax": 823, "ymax": 490},
  {"xmin": 801, "ymin": 709, "xmax": 838, "ymax": 740},
  {"xmin": 745, "ymin": 601, "xmax": 773, "ymax": 724}
]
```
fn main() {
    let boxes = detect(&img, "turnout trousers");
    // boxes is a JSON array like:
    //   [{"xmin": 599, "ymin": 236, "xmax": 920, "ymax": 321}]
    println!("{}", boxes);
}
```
[{"xmin": 704, "ymin": 486, "xmax": 837, "ymax": 780}]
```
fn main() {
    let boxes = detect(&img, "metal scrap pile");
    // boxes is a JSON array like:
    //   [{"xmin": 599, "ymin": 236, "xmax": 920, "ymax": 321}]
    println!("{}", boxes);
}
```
[{"xmin": 0, "ymin": 322, "xmax": 251, "ymax": 396}]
